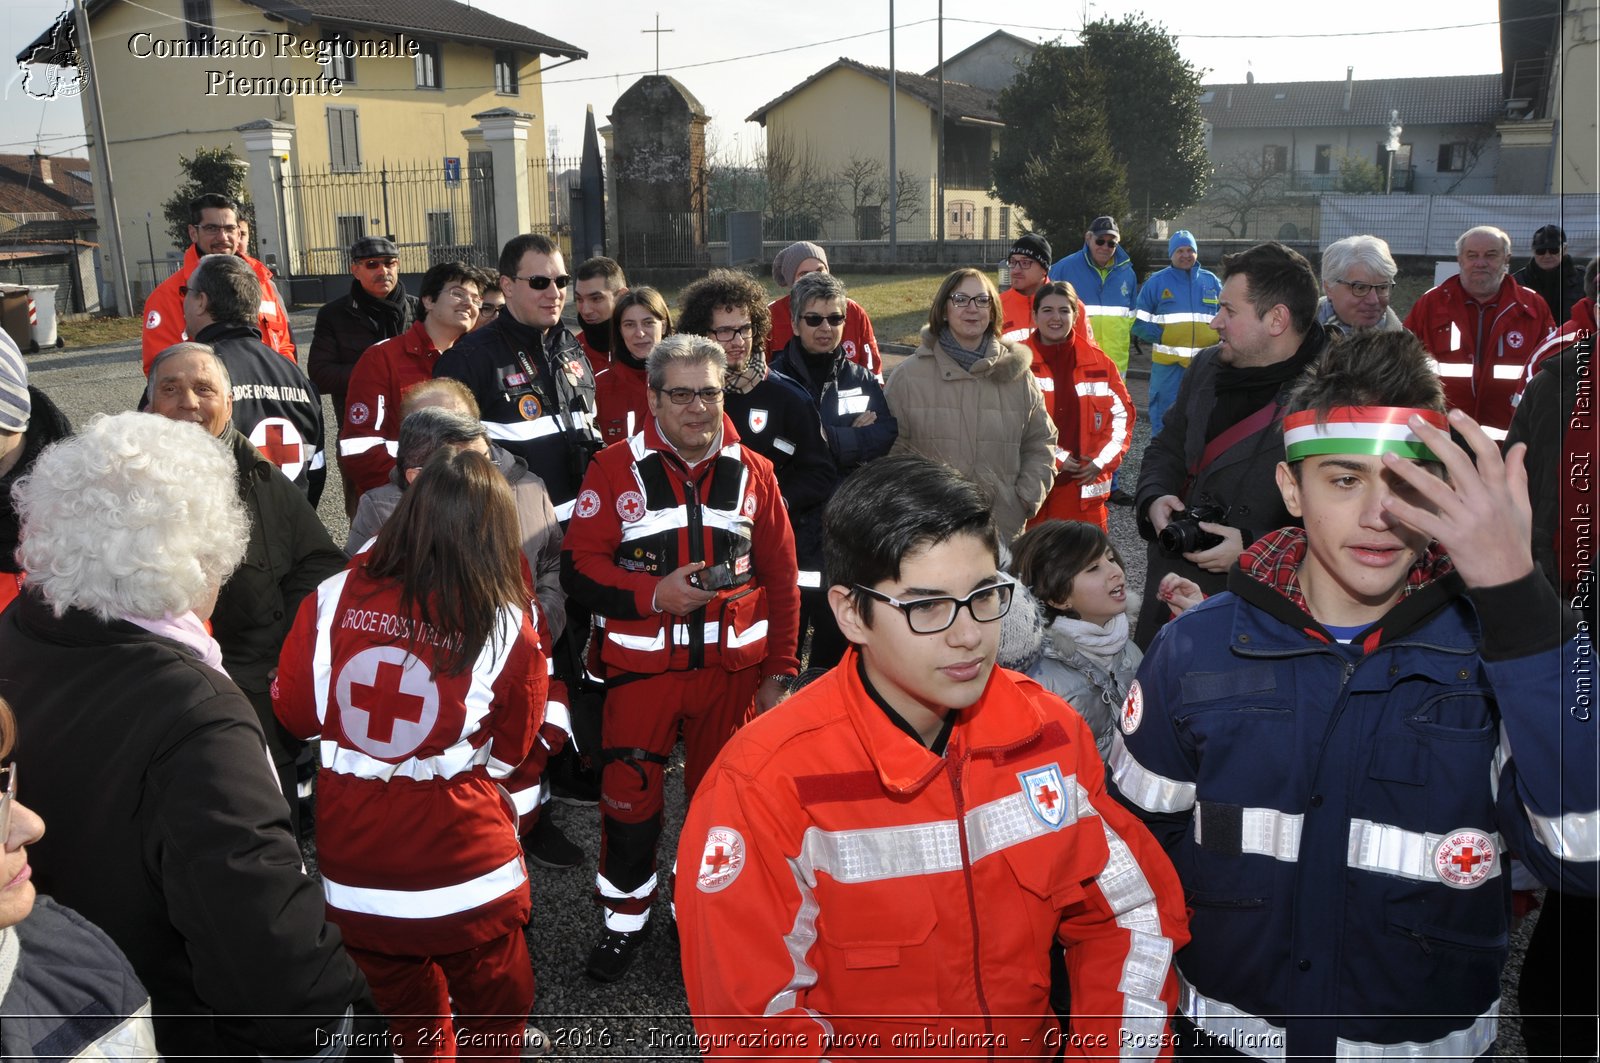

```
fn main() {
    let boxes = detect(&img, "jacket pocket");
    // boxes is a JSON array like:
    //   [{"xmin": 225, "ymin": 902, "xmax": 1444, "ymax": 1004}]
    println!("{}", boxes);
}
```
[
  {"xmin": 716, "ymin": 586, "xmax": 768, "ymax": 672},
  {"xmin": 815, "ymin": 880, "xmax": 940, "ymax": 1008}
]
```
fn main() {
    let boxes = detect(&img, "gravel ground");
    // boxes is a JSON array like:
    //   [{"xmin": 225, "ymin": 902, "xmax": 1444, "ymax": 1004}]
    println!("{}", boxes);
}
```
[{"xmin": 24, "ymin": 318, "xmax": 1540, "ymax": 1060}]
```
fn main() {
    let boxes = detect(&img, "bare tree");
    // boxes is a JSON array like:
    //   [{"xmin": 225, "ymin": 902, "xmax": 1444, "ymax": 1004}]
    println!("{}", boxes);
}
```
[
  {"xmin": 761, "ymin": 127, "xmax": 838, "ymax": 239},
  {"xmin": 1203, "ymin": 151, "xmax": 1288, "ymax": 239},
  {"xmin": 1439, "ymin": 125, "xmax": 1496, "ymax": 194}
]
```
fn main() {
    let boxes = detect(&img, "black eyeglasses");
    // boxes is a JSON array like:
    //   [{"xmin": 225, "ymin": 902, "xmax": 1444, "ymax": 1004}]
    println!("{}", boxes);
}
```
[
  {"xmin": 801, "ymin": 312, "xmax": 846, "ymax": 327},
  {"xmin": 1533, "ymin": 246, "xmax": 1562, "ymax": 255},
  {"xmin": 197, "ymin": 223, "xmax": 239, "ymax": 236},
  {"xmin": 1093, "ymin": 237, "xmax": 1119, "ymax": 248},
  {"xmin": 948, "ymin": 293, "xmax": 992, "ymax": 308},
  {"xmin": 178, "ymin": 285, "xmax": 190, "ymax": 297},
  {"xmin": 0, "ymin": 762, "xmax": 14, "ymax": 841},
  {"xmin": 514, "ymin": 273, "xmax": 572, "ymax": 290},
  {"xmin": 854, "ymin": 581, "xmax": 1013, "ymax": 634},
  {"xmin": 709, "ymin": 324, "xmax": 754, "ymax": 342},
  {"xmin": 1335, "ymin": 279, "xmax": 1394, "ymax": 298},
  {"xmin": 478, "ymin": 303, "xmax": 502, "ymax": 316},
  {"xmin": 653, "ymin": 386, "xmax": 725, "ymax": 406}
]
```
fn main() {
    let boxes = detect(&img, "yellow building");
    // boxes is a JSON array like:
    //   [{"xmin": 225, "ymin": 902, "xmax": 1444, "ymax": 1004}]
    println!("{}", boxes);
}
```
[
  {"xmin": 18, "ymin": 0, "xmax": 583, "ymax": 297},
  {"xmin": 747, "ymin": 59, "xmax": 1020, "ymax": 243}
]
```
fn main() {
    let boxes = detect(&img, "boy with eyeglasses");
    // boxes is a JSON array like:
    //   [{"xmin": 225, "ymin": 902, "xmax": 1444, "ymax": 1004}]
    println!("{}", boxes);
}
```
[{"xmin": 676, "ymin": 453, "xmax": 1187, "ymax": 1058}]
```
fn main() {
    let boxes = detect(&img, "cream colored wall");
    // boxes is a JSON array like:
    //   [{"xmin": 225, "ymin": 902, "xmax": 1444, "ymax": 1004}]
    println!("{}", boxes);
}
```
[{"xmin": 1556, "ymin": 1, "xmax": 1598, "ymax": 194}]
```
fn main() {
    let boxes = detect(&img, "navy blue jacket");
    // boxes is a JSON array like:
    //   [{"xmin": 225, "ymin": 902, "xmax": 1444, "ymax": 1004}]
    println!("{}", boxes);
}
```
[{"xmin": 770, "ymin": 338, "xmax": 897, "ymax": 474}]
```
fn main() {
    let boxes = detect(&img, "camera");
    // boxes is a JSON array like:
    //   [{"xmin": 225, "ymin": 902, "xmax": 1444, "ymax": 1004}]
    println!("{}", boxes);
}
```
[{"xmin": 1157, "ymin": 502, "xmax": 1229, "ymax": 558}]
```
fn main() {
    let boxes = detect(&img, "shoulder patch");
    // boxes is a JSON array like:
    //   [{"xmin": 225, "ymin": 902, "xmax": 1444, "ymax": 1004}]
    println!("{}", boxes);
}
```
[
  {"xmin": 1018, "ymin": 763, "xmax": 1071, "ymax": 830},
  {"xmin": 697, "ymin": 826, "xmax": 746, "ymax": 893},
  {"xmin": 1119, "ymin": 680, "xmax": 1144, "ymax": 735},
  {"xmin": 145, "ymin": 309, "xmax": 160, "ymax": 330},
  {"xmin": 575, "ymin": 489, "xmax": 601, "ymax": 519},
  {"xmin": 616, "ymin": 490, "xmax": 645, "ymax": 523},
  {"xmin": 748, "ymin": 408, "xmax": 769, "ymax": 434},
  {"xmin": 347, "ymin": 401, "xmax": 370, "ymax": 426},
  {"xmin": 1507, "ymin": 330, "xmax": 1525, "ymax": 350}
]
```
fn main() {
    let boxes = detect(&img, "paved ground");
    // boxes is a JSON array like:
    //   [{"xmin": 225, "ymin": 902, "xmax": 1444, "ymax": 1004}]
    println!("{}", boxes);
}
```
[{"xmin": 24, "ymin": 319, "xmax": 1537, "ymax": 1059}]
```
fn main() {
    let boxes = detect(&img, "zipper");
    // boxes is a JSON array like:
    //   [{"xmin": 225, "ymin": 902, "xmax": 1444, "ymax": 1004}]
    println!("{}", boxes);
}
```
[
  {"xmin": 686, "ymin": 476, "xmax": 705, "ymax": 669},
  {"xmin": 948, "ymin": 753, "xmax": 996, "ymax": 1053}
]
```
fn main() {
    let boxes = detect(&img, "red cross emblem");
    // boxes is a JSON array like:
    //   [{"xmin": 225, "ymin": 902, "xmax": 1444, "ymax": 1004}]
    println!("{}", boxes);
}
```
[
  {"xmin": 1120, "ymin": 680, "xmax": 1144, "ymax": 735},
  {"xmin": 1434, "ymin": 829, "xmax": 1497, "ymax": 888},
  {"xmin": 617, "ymin": 490, "xmax": 645, "ymax": 523},
  {"xmin": 334, "ymin": 646, "xmax": 440, "ymax": 760},
  {"xmin": 1019, "ymin": 764, "xmax": 1070, "ymax": 830},
  {"xmin": 248, "ymin": 417, "xmax": 306, "ymax": 480},
  {"xmin": 697, "ymin": 826, "xmax": 745, "ymax": 893}
]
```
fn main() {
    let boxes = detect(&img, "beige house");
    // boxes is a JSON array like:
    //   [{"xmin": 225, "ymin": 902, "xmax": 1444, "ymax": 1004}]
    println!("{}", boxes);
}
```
[
  {"xmin": 747, "ymin": 58, "xmax": 1016, "ymax": 243},
  {"xmin": 18, "ymin": 0, "xmax": 583, "ymax": 297}
]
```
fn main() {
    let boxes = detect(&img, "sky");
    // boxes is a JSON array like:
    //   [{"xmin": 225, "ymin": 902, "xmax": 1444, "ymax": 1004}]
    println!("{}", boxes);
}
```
[{"xmin": 0, "ymin": 0, "xmax": 1504, "ymax": 164}]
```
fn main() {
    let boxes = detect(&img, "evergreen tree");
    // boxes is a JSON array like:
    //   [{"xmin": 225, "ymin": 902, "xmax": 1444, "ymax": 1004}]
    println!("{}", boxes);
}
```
[{"xmin": 161, "ymin": 146, "xmax": 255, "ymax": 253}]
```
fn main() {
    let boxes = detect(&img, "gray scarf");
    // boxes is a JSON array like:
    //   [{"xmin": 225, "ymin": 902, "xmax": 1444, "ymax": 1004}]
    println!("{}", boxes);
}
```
[{"xmin": 938, "ymin": 328, "xmax": 994, "ymax": 373}]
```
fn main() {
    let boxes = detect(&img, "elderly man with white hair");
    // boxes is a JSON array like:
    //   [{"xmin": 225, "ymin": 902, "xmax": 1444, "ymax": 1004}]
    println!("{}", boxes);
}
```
[
  {"xmin": 1404, "ymin": 224, "xmax": 1556, "ymax": 438},
  {"xmin": 1316, "ymin": 234, "xmax": 1405, "ymax": 335}
]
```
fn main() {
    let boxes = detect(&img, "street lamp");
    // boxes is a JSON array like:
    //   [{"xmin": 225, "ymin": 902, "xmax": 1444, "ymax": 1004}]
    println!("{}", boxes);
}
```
[{"xmin": 1384, "ymin": 109, "xmax": 1403, "ymax": 194}]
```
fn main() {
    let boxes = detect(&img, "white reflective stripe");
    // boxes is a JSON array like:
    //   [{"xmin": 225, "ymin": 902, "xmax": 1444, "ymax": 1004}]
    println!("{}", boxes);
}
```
[
  {"xmin": 260, "ymin": 298, "xmax": 278, "ymax": 317},
  {"xmin": 1180, "ymin": 977, "xmax": 1287, "ymax": 1061},
  {"xmin": 504, "ymin": 778, "xmax": 540, "ymax": 816},
  {"xmin": 322, "ymin": 737, "xmax": 493, "ymax": 782},
  {"xmin": 309, "ymin": 569, "xmax": 353, "ymax": 728},
  {"xmin": 553, "ymin": 497, "xmax": 576, "ymax": 521},
  {"xmin": 309, "ymin": 449, "xmax": 326, "ymax": 471},
  {"xmin": 1449, "ymin": 322, "xmax": 1461, "ymax": 352},
  {"xmin": 323, "ymin": 856, "xmax": 526, "ymax": 920},
  {"xmin": 1109, "ymin": 733, "xmax": 1196, "ymax": 814},
  {"xmin": 1502, "ymin": 730, "xmax": 1600, "ymax": 860},
  {"xmin": 619, "ymin": 501, "xmax": 751, "ymax": 544},
  {"xmin": 1151, "ymin": 343, "xmax": 1198, "ymax": 366},
  {"xmin": 1492, "ymin": 363, "xmax": 1525, "ymax": 380},
  {"xmin": 769, "ymin": 856, "xmax": 835, "ymax": 1042},
  {"xmin": 1084, "ymin": 305, "xmax": 1136, "ymax": 318},
  {"xmin": 484, "ymin": 417, "xmax": 564, "ymax": 442},
  {"xmin": 799, "ymin": 820, "xmax": 963, "ymax": 883},
  {"xmin": 607, "ymin": 621, "xmax": 723, "ymax": 652},
  {"xmin": 1054, "ymin": 447, "xmax": 1072, "ymax": 470},
  {"xmin": 1135, "ymin": 308, "xmax": 1159, "ymax": 324},
  {"xmin": 1431, "ymin": 361, "xmax": 1473, "ymax": 378},
  {"xmin": 1332, "ymin": 1003, "xmax": 1498, "ymax": 1059},
  {"xmin": 1002, "ymin": 326, "xmax": 1032, "ymax": 342},
  {"xmin": 1076, "ymin": 380, "xmax": 1130, "ymax": 468},
  {"xmin": 726, "ymin": 618, "xmax": 767, "ymax": 648},
  {"xmin": 1037, "ymin": 376, "xmax": 1057, "ymax": 392},
  {"xmin": 597, "ymin": 870, "xmax": 657, "ymax": 931},
  {"xmin": 95, "ymin": 1000, "xmax": 161, "ymax": 1060},
  {"xmin": 1195, "ymin": 804, "xmax": 1303, "ymax": 862},
  {"xmin": 1150, "ymin": 312, "xmax": 1214, "ymax": 325},
  {"xmin": 773, "ymin": 437, "xmax": 796, "ymax": 456},
  {"xmin": 1483, "ymin": 425, "xmax": 1508, "ymax": 442},
  {"xmin": 1347, "ymin": 819, "xmax": 1503, "ymax": 884},
  {"xmin": 374, "ymin": 393, "xmax": 387, "ymax": 433},
  {"xmin": 1082, "ymin": 479, "xmax": 1112, "ymax": 498},
  {"xmin": 965, "ymin": 782, "xmax": 1083, "ymax": 863},
  {"xmin": 338, "ymin": 435, "xmax": 388, "ymax": 457},
  {"xmin": 797, "ymin": 570, "xmax": 822, "ymax": 589},
  {"xmin": 544, "ymin": 698, "xmax": 572, "ymax": 741},
  {"xmin": 608, "ymin": 628, "xmax": 667, "ymax": 653}
]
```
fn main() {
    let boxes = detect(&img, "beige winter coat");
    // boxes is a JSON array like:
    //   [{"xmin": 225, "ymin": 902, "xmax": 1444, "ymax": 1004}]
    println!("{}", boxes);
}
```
[{"xmin": 885, "ymin": 327, "xmax": 1057, "ymax": 541}]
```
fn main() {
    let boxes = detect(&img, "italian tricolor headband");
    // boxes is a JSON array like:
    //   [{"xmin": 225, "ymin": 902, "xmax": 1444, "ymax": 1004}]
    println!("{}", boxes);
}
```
[{"xmin": 1283, "ymin": 406, "xmax": 1448, "ymax": 463}]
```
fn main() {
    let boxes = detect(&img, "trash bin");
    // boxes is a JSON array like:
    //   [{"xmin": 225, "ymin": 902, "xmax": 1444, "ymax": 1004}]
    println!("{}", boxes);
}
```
[
  {"xmin": 27, "ymin": 285, "xmax": 61, "ymax": 351},
  {"xmin": 0, "ymin": 286, "xmax": 29, "ymax": 352}
]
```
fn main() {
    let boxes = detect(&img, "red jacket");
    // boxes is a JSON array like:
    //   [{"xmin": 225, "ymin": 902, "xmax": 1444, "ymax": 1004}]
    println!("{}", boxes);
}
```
[
  {"xmin": 141, "ymin": 245, "xmax": 296, "ymax": 370},
  {"xmin": 273, "ymin": 562, "xmax": 546, "ymax": 954},
  {"xmin": 1519, "ymin": 296, "xmax": 1596, "ymax": 396},
  {"xmin": 593, "ymin": 358, "xmax": 652, "ymax": 447},
  {"xmin": 676, "ymin": 653, "xmax": 1188, "ymax": 1058},
  {"xmin": 768, "ymin": 295, "xmax": 881, "ymax": 377},
  {"xmin": 1402, "ymin": 274, "xmax": 1554, "ymax": 436},
  {"xmin": 338, "ymin": 321, "xmax": 442, "ymax": 498},
  {"xmin": 1002, "ymin": 287, "xmax": 1097, "ymax": 346},
  {"xmin": 578, "ymin": 333, "xmax": 611, "ymax": 376},
  {"xmin": 562, "ymin": 414, "xmax": 800, "ymax": 677},
  {"xmin": 1025, "ymin": 330, "xmax": 1134, "ymax": 511}
]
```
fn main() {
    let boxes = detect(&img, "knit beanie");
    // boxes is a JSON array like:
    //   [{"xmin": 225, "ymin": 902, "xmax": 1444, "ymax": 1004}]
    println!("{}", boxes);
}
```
[
  {"xmin": 1009, "ymin": 232, "xmax": 1052, "ymax": 270},
  {"xmin": 772, "ymin": 241, "xmax": 829, "ymax": 287},
  {"xmin": 0, "ymin": 331, "xmax": 28, "ymax": 434},
  {"xmin": 1168, "ymin": 230, "xmax": 1198, "ymax": 257},
  {"xmin": 995, "ymin": 573, "xmax": 1046, "ymax": 674}
]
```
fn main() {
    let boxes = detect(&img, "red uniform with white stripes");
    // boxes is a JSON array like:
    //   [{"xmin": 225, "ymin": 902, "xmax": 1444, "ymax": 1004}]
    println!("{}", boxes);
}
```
[
  {"xmin": 273, "ymin": 562, "xmax": 547, "ymax": 1058},
  {"xmin": 1023, "ymin": 330, "xmax": 1134, "ymax": 532},
  {"xmin": 1402, "ymin": 273, "xmax": 1554, "ymax": 438},
  {"xmin": 338, "ymin": 321, "xmax": 442, "ymax": 501},
  {"xmin": 676, "ymin": 653, "xmax": 1188, "ymax": 1057},
  {"xmin": 141, "ymin": 245, "xmax": 296, "ymax": 370}
]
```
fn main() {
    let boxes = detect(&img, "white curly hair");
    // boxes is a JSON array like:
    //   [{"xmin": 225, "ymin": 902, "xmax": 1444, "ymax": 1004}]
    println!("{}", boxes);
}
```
[{"xmin": 12, "ymin": 411, "xmax": 249, "ymax": 620}]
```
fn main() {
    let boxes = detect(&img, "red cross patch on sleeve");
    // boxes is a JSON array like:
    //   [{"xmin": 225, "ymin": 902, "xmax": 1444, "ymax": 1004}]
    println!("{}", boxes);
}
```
[{"xmin": 697, "ymin": 826, "xmax": 746, "ymax": 893}]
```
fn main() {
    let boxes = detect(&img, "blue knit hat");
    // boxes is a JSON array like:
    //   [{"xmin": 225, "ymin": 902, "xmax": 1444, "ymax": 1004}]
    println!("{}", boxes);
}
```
[{"xmin": 1168, "ymin": 230, "xmax": 1198, "ymax": 257}]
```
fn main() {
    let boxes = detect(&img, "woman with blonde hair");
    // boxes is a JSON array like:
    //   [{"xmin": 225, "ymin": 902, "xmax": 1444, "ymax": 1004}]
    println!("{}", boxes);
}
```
[{"xmin": 885, "ymin": 267, "xmax": 1057, "ymax": 541}]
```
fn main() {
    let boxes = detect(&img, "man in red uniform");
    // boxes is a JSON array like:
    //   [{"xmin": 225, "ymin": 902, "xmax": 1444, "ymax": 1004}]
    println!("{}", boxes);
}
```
[
  {"xmin": 1403, "ymin": 225, "xmax": 1555, "ymax": 440},
  {"xmin": 141, "ymin": 192, "xmax": 296, "ymax": 370},
  {"xmin": 573, "ymin": 256, "xmax": 627, "ymax": 374},
  {"xmin": 676, "ymin": 455, "xmax": 1187, "ymax": 1057},
  {"xmin": 339, "ymin": 261, "xmax": 482, "ymax": 503},
  {"xmin": 562, "ymin": 333, "xmax": 800, "ymax": 982}
]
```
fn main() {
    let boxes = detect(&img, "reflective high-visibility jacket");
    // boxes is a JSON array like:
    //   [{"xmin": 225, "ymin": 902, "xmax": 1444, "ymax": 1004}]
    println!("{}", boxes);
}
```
[
  {"xmin": 141, "ymin": 245, "xmax": 296, "ymax": 370},
  {"xmin": 1023, "ymin": 330, "xmax": 1133, "ymax": 523},
  {"xmin": 1111, "ymin": 530, "xmax": 1600, "ymax": 1059},
  {"xmin": 1132, "ymin": 265, "xmax": 1221, "ymax": 368},
  {"xmin": 1049, "ymin": 247, "xmax": 1138, "ymax": 373},
  {"xmin": 1402, "ymin": 274, "xmax": 1554, "ymax": 437},
  {"xmin": 677, "ymin": 653, "xmax": 1189, "ymax": 1058},
  {"xmin": 561, "ymin": 413, "xmax": 800, "ymax": 678},
  {"xmin": 273, "ymin": 563, "xmax": 546, "ymax": 955}
]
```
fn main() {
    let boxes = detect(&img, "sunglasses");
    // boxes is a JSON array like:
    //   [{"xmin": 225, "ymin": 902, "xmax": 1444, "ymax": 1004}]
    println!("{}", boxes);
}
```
[
  {"xmin": 801, "ymin": 312, "xmax": 846, "ymax": 327},
  {"xmin": 513, "ymin": 273, "xmax": 572, "ymax": 290},
  {"xmin": 1093, "ymin": 237, "xmax": 1118, "ymax": 248},
  {"xmin": 1533, "ymin": 246, "xmax": 1561, "ymax": 255},
  {"xmin": 359, "ymin": 259, "xmax": 398, "ymax": 270}
]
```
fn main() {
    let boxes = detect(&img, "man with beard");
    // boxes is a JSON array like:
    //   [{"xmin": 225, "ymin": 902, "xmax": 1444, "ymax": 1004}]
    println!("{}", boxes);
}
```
[{"xmin": 573, "ymin": 257, "xmax": 627, "ymax": 374}]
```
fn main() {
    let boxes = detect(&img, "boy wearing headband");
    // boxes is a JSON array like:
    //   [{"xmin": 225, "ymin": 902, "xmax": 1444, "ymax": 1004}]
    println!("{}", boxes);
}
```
[{"xmin": 1110, "ymin": 330, "xmax": 1599, "ymax": 1059}]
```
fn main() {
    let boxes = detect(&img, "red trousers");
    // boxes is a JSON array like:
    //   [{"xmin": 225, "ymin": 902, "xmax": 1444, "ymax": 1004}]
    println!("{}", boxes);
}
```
[
  {"xmin": 1029, "ymin": 481, "xmax": 1109, "ymax": 533},
  {"xmin": 596, "ymin": 666, "xmax": 761, "ymax": 925},
  {"xmin": 346, "ymin": 932, "xmax": 534, "ymax": 1061}
]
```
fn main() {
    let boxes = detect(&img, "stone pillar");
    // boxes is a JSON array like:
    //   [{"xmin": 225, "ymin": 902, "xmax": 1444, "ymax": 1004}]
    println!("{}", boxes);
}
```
[
  {"xmin": 473, "ymin": 108, "xmax": 534, "ymax": 252},
  {"xmin": 236, "ymin": 119, "xmax": 297, "ymax": 274},
  {"xmin": 607, "ymin": 75, "xmax": 708, "ymax": 268}
]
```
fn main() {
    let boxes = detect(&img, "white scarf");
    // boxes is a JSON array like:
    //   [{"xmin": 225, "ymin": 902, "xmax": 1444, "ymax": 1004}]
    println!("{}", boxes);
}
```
[{"xmin": 1050, "ymin": 611, "xmax": 1129, "ymax": 661}]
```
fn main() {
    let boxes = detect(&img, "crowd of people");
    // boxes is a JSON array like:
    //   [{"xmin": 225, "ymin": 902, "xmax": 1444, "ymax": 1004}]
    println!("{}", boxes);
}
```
[{"xmin": 0, "ymin": 188, "xmax": 1595, "ymax": 1061}]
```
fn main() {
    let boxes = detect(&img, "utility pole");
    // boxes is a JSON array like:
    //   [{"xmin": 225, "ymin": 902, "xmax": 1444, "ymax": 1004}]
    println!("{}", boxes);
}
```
[
  {"xmin": 936, "ymin": 0, "xmax": 945, "ymax": 248},
  {"xmin": 71, "ymin": 0, "xmax": 133, "ymax": 316},
  {"xmin": 888, "ymin": 0, "xmax": 898, "ymax": 263}
]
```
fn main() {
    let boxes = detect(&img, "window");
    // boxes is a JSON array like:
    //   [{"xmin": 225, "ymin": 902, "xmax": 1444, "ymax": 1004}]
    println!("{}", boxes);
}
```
[
  {"xmin": 336, "ymin": 215, "xmax": 366, "ymax": 251},
  {"xmin": 427, "ymin": 211, "xmax": 456, "ymax": 247},
  {"xmin": 943, "ymin": 123, "xmax": 993, "ymax": 189},
  {"xmin": 494, "ymin": 50, "xmax": 519, "ymax": 95},
  {"xmin": 1314, "ymin": 145, "xmax": 1333, "ymax": 174},
  {"xmin": 1438, "ymin": 142, "xmax": 1467, "ymax": 172},
  {"xmin": 321, "ymin": 37, "xmax": 354, "ymax": 83},
  {"xmin": 414, "ymin": 42, "xmax": 440, "ymax": 89},
  {"xmin": 1262, "ymin": 145, "xmax": 1288, "ymax": 174},
  {"xmin": 181, "ymin": 0, "xmax": 214, "ymax": 53},
  {"xmin": 327, "ymin": 106, "xmax": 362, "ymax": 172}
]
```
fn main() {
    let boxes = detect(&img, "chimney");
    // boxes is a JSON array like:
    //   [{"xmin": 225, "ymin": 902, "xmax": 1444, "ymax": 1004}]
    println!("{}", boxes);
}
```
[
  {"xmin": 1226, "ymin": 87, "xmax": 1233, "ymax": 110},
  {"xmin": 28, "ymin": 152, "xmax": 52, "ymax": 186},
  {"xmin": 1343, "ymin": 67, "xmax": 1354, "ymax": 112}
]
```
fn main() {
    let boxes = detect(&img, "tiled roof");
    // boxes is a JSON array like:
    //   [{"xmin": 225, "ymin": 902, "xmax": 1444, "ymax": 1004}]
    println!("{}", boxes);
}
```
[
  {"xmin": 0, "ymin": 155, "xmax": 95, "ymax": 217},
  {"xmin": 19, "ymin": 0, "xmax": 583, "ymax": 64},
  {"xmin": 0, "ymin": 219, "xmax": 95, "ymax": 244},
  {"xmin": 1199, "ymin": 74, "xmax": 1503, "ymax": 129},
  {"xmin": 748, "ymin": 58, "xmax": 1002, "ymax": 125}
]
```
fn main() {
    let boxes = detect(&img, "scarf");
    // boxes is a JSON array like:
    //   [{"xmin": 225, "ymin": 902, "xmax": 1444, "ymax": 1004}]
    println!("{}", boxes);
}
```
[
  {"xmin": 725, "ymin": 349, "xmax": 768, "ymax": 395},
  {"xmin": 1207, "ymin": 322, "xmax": 1325, "ymax": 441},
  {"xmin": 579, "ymin": 318, "xmax": 611, "ymax": 355},
  {"xmin": 939, "ymin": 328, "xmax": 993, "ymax": 373},
  {"xmin": 350, "ymin": 280, "xmax": 409, "ymax": 336},
  {"xmin": 124, "ymin": 610, "xmax": 229, "ymax": 675},
  {"xmin": 1030, "ymin": 335, "xmax": 1080, "ymax": 446},
  {"xmin": 1050, "ymin": 611, "xmax": 1129, "ymax": 660}
]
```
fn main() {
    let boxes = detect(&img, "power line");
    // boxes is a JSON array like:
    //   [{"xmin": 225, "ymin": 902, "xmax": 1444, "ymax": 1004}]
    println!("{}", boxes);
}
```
[{"xmin": 943, "ymin": 13, "xmax": 1523, "ymax": 41}]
